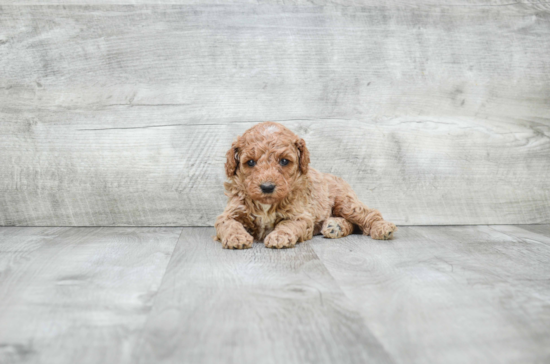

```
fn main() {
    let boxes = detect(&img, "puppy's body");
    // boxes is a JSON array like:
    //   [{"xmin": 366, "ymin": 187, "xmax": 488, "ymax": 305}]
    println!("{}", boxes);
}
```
[{"xmin": 215, "ymin": 122, "xmax": 396, "ymax": 249}]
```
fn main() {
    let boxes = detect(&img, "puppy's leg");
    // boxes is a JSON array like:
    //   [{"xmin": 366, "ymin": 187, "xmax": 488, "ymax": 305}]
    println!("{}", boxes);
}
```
[
  {"xmin": 264, "ymin": 218, "xmax": 313, "ymax": 249},
  {"xmin": 215, "ymin": 215, "xmax": 253, "ymax": 249},
  {"xmin": 330, "ymin": 179, "xmax": 396, "ymax": 240},
  {"xmin": 321, "ymin": 217, "xmax": 354, "ymax": 239},
  {"xmin": 334, "ymin": 198, "xmax": 396, "ymax": 239}
]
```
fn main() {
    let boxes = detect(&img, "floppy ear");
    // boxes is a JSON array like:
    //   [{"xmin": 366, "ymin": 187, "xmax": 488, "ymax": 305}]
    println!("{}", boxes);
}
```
[
  {"xmin": 225, "ymin": 137, "xmax": 241, "ymax": 178},
  {"xmin": 296, "ymin": 138, "xmax": 310, "ymax": 175}
]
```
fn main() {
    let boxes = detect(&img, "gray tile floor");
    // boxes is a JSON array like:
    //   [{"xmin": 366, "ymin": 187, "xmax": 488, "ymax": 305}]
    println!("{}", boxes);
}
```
[{"xmin": 0, "ymin": 225, "xmax": 549, "ymax": 364}]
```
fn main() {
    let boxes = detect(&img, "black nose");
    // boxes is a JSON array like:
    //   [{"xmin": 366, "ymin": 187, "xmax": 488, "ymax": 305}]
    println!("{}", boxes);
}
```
[{"xmin": 260, "ymin": 183, "xmax": 276, "ymax": 194}]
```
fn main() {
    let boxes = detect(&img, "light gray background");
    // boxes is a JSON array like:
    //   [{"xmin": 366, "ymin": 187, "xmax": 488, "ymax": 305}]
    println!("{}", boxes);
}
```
[{"xmin": 1, "ymin": 1, "xmax": 549, "ymax": 226}]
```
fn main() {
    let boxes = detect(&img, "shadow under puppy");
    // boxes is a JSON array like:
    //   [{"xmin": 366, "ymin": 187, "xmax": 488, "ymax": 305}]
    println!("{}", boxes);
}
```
[{"xmin": 215, "ymin": 122, "xmax": 396, "ymax": 249}]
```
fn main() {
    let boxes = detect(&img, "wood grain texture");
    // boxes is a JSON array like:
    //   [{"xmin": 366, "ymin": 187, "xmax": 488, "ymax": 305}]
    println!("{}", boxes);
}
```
[
  {"xmin": 135, "ymin": 227, "xmax": 393, "ymax": 364},
  {"xmin": 311, "ymin": 226, "xmax": 550, "ymax": 364},
  {"xmin": 518, "ymin": 224, "xmax": 550, "ymax": 236},
  {"xmin": 4, "ymin": 1, "xmax": 550, "ymax": 7},
  {"xmin": 491, "ymin": 223, "xmax": 550, "ymax": 245},
  {"xmin": 0, "ymin": 226, "xmax": 181, "ymax": 364},
  {"xmin": 1, "ymin": 225, "xmax": 550, "ymax": 363},
  {"xmin": 1, "ymin": 4, "xmax": 549, "ymax": 226}
]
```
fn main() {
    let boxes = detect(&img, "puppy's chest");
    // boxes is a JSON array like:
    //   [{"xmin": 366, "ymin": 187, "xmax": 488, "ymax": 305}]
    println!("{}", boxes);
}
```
[{"xmin": 251, "ymin": 204, "xmax": 281, "ymax": 239}]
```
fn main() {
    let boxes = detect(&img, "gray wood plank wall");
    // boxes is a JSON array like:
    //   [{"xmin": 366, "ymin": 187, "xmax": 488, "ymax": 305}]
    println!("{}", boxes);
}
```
[{"xmin": 1, "ymin": 3, "xmax": 549, "ymax": 226}]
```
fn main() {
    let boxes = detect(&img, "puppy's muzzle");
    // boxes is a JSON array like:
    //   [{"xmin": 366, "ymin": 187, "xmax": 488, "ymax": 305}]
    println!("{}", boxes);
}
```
[{"xmin": 260, "ymin": 182, "xmax": 276, "ymax": 194}]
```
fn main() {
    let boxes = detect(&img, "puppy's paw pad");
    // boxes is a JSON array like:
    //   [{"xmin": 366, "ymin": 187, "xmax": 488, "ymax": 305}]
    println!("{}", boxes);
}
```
[
  {"xmin": 222, "ymin": 233, "xmax": 253, "ymax": 249},
  {"xmin": 264, "ymin": 231, "xmax": 296, "ymax": 249},
  {"xmin": 322, "ymin": 220, "xmax": 344, "ymax": 239},
  {"xmin": 370, "ymin": 221, "xmax": 397, "ymax": 240}
]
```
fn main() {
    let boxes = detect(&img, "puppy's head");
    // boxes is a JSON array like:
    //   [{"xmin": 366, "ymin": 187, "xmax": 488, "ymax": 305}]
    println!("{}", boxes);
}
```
[{"xmin": 225, "ymin": 122, "xmax": 310, "ymax": 204}]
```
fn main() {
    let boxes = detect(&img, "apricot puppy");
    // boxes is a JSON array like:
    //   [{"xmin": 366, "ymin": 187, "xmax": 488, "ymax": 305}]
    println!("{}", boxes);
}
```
[{"xmin": 215, "ymin": 122, "xmax": 396, "ymax": 249}]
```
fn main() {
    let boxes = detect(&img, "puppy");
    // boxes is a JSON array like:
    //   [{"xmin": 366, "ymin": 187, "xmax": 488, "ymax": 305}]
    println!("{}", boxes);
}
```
[{"xmin": 215, "ymin": 122, "xmax": 396, "ymax": 249}]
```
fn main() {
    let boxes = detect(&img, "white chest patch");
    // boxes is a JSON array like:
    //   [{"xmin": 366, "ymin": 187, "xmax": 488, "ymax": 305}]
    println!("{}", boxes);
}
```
[{"xmin": 254, "ymin": 204, "xmax": 277, "ymax": 239}]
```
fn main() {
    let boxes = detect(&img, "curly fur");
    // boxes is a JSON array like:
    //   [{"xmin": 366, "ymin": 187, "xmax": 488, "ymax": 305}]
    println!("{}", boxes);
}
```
[{"xmin": 215, "ymin": 122, "xmax": 397, "ymax": 249}]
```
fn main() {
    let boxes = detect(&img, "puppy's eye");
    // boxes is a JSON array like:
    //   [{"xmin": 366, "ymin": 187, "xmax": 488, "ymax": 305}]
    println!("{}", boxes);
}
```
[
  {"xmin": 247, "ymin": 160, "xmax": 256, "ymax": 167},
  {"xmin": 280, "ymin": 159, "xmax": 289, "ymax": 166}
]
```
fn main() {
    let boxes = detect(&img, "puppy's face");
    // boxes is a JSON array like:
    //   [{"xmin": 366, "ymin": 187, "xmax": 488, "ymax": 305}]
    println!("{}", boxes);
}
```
[{"xmin": 225, "ymin": 123, "xmax": 310, "ymax": 205}]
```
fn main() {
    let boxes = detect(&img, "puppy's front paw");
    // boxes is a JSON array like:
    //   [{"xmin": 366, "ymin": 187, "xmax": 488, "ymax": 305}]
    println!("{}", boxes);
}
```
[
  {"xmin": 222, "ymin": 233, "xmax": 253, "ymax": 249},
  {"xmin": 264, "ymin": 231, "xmax": 297, "ymax": 249},
  {"xmin": 370, "ymin": 221, "xmax": 397, "ymax": 240}
]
